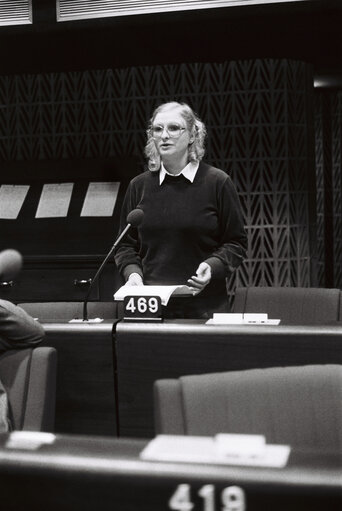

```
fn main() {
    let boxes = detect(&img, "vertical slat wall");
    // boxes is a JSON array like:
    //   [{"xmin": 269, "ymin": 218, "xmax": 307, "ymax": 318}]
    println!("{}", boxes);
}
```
[
  {"xmin": 0, "ymin": 59, "xmax": 315, "ymax": 290},
  {"xmin": 315, "ymin": 91, "xmax": 342, "ymax": 289},
  {"xmin": 331, "ymin": 93, "xmax": 342, "ymax": 289},
  {"xmin": 314, "ymin": 93, "xmax": 326, "ymax": 287}
]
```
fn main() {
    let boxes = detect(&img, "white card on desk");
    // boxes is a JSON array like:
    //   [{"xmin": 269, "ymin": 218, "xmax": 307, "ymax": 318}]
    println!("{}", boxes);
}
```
[
  {"xmin": 215, "ymin": 433, "xmax": 266, "ymax": 458},
  {"xmin": 140, "ymin": 435, "xmax": 291, "ymax": 468},
  {"xmin": 212, "ymin": 313, "xmax": 244, "ymax": 324},
  {"xmin": 243, "ymin": 313, "xmax": 268, "ymax": 323},
  {"xmin": 206, "ymin": 313, "xmax": 281, "ymax": 325},
  {"xmin": 6, "ymin": 431, "xmax": 56, "ymax": 450},
  {"xmin": 69, "ymin": 318, "xmax": 104, "ymax": 323}
]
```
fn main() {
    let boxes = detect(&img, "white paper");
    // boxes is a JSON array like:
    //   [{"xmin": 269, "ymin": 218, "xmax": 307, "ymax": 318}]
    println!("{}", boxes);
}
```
[
  {"xmin": 36, "ymin": 183, "xmax": 74, "ymax": 218},
  {"xmin": 212, "ymin": 313, "xmax": 244, "ymax": 324},
  {"xmin": 81, "ymin": 182, "xmax": 120, "ymax": 217},
  {"xmin": 5, "ymin": 431, "xmax": 56, "ymax": 450},
  {"xmin": 69, "ymin": 318, "xmax": 104, "ymax": 323},
  {"xmin": 0, "ymin": 184, "xmax": 30, "ymax": 219},
  {"xmin": 215, "ymin": 433, "xmax": 266, "ymax": 458},
  {"xmin": 114, "ymin": 284, "xmax": 195, "ymax": 306},
  {"xmin": 140, "ymin": 435, "xmax": 291, "ymax": 468},
  {"xmin": 207, "ymin": 313, "xmax": 280, "ymax": 325},
  {"xmin": 243, "ymin": 313, "xmax": 268, "ymax": 323}
]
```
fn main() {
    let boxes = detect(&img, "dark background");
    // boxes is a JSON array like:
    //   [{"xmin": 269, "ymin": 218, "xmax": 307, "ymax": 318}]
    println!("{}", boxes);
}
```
[{"xmin": 0, "ymin": 0, "xmax": 341, "ymax": 86}]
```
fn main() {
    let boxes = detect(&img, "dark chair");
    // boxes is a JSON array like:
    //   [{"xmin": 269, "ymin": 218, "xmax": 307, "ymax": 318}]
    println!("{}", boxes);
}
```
[
  {"xmin": 18, "ymin": 302, "xmax": 118, "ymax": 322},
  {"xmin": 0, "ymin": 347, "xmax": 57, "ymax": 431},
  {"xmin": 154, "ymin": 365, "xmax": 342, "ymax": 451},
  {"xmin": 232, "ymin": 286, "xmax": 341, "ymax": 323}
]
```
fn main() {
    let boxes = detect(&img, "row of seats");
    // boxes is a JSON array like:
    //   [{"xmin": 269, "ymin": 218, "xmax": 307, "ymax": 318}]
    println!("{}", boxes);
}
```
[
  {"xmin": 233, "ymin": 286, "xmax": 342, "ymax": 323},
  {"xmin": 154, "ymin": 364, "xmax": 342, "ymax": 451},
  {"xmin": 153, "ymin": 286, "xmax": 342, "ymax": 450},
  {"xmin": 0, "ymin": 347, "xmax": 56, "ymax": 431},
  {"xmin": 17, "ymin": 285, "xmax": 342, "ymax": 323},
  {"xmin": 2, "ymin": 286, "xmax": 341, "ymax": 434}
]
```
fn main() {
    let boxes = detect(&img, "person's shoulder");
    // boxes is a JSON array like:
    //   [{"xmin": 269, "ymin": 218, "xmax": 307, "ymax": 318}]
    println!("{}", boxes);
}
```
[
  {"xmin": 199, "ymin": 162, "xmax": 232, "ymax": 182},
  {"xmin": 0, "ymin": 299, "xmax": 34, "ymax": 324},
  {"xmin": 0, "ymin": 299, "xmax": 28, "ymax": 320},
  {"xmin": 0, "ymin": 299, "xmax": 15, "ymax": 314},
  {"xmin": 128, "ymin": 169, "xmax": 158, "ymax": 187}
]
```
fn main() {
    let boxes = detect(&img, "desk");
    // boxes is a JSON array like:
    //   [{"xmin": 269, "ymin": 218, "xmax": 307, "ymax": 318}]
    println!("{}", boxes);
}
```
[
  {"xmin": 115, "ymin": 320, "xmax": 342, "ymax": 437},
  {"xmin": 0, "ymin": 435, "xmax": 340, "ymax": 510},
  {"xmin": 42, "ymin": 321, "xmax": 118, "ymax": 436}
]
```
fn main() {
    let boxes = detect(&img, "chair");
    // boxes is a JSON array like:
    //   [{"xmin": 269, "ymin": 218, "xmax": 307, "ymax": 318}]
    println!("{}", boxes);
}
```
[
  {"xmin": 18, "ymin": 302, "xmax": 118, "ymax": 322},
  {"xmin": 0, "ymin": 347, "xmax": 57, "ymax": 431},
  {"xmin": 154, "ymin": 365, "xmax": 342, "ymax": 451},
  {"xmin": 232, "ymin": 286, "xmax": 341, "ymax": 323}
]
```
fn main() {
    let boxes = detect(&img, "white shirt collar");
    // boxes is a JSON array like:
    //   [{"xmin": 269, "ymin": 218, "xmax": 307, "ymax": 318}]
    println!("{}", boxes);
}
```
[{"xmin": 159, "ymin": 161, "xmax": 199, "ymax": 185}]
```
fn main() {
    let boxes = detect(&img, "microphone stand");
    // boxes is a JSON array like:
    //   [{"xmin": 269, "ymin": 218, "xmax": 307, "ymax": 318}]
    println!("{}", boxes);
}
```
[{"xmin": 82, "ymin": 223, "xmax": 132, "ymax": 322}]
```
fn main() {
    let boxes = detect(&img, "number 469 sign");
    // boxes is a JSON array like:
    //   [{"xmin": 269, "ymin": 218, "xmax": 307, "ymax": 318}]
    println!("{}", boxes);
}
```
[{"xmin": 123, "ymin": 295, "xmax": 163, "ymax": 322}]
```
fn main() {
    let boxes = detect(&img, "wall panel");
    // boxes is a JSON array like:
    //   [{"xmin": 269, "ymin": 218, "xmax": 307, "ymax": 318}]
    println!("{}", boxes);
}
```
[{"xmin": 315, "ymin": 90, "xmax": 342, "ymax": 289}]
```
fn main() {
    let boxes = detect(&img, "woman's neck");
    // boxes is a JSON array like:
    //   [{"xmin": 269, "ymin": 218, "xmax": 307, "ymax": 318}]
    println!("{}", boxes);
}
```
[{"xmin": 162, "ymin": 154, "xmax": 188, "ymax": 175}]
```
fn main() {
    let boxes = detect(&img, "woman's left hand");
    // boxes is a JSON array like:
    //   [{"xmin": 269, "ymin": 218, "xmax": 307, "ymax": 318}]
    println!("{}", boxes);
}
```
[{"xmin": 187, "ymin": 262, "xmax": 212, "ymax": 295}]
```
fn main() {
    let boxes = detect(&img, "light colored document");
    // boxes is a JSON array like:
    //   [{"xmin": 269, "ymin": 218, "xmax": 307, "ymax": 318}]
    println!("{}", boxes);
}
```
[
  {"xmin": 206, "ymin": 313, "xmax": 281, "ymax": 325},
  {"xmin": 35, "ymin": 183, "xmax": 74, "ymax": 218},
  {"xmin": 140, "ymin": 434, "xmax": 291, "ymax": 468},
  {"xmin": 81, "ymin": 182, "xmax": 120, "ymax": 217},
  {"xmin": 0, "ymin": 184, "xmax": 29, "ymax": 219},
  {"xmin": 5, "ymin": 431, "xmax": 56, "ymax": 450},
  {"xmin": 114, "ymin": 284, "xmax": 195, "ymax": 306}
]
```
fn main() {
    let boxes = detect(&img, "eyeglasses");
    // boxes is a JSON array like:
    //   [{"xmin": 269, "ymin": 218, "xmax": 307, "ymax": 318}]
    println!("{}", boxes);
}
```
[{"xmin": 152, "ymin": 124, "xmax": 186, "ymax": 139}]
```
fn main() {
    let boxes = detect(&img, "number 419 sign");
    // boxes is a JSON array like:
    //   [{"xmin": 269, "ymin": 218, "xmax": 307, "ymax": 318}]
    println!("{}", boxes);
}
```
[
  {"xmin": 169, "ymin": 484, "xmax": 246, "ymax": 511},
  {"xmin": 123, "ymin": 295, "xmax": 163, "ymax": 322}
]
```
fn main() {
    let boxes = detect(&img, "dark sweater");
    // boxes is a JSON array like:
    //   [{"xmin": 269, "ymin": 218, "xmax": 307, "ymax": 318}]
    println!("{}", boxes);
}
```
[{"xmin": 114, "ymin": 162, "xmax": 247, "ymax": 303}]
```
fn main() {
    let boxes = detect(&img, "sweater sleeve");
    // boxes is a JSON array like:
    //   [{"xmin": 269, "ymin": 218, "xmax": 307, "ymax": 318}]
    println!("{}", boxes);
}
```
[
  {"xmin": 0, "ymin": 300, "xmax": 45, "ymax": 352},
  {"xmin": 204, "ymin": 175, "xmax": 247, "ymax": 279},
  {"xmin": 114, "ymin": 180, "xmax": 144, "ymax": 281}
]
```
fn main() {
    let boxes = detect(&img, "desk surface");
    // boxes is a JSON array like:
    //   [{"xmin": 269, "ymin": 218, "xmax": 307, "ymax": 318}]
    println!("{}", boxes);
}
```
[
  {"xmin": 0, "ymin": 434, "xmax": 340, "ymax": 511},
  {"xmin": 43, "ymin": 319, "xmax": 115, "ymax": 333},
  {"xmin": 42, "ymin": 320, "xmax": 118, "ymax": 437},
  {"xmin": 116, "ymin": 318, "xmax": 342, "ymax": 335}
]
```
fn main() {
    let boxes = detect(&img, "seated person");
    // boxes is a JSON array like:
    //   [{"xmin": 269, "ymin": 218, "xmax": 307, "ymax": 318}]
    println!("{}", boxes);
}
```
[{"xmin": 0, "ymin": 299, "xmax": 45, "ymax": 432}]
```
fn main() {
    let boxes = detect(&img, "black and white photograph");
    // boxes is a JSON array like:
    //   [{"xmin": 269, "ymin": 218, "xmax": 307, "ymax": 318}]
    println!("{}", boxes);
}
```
[{"xmin": 0, "ymin": 1, "xmax": 341, "ymax": 509}]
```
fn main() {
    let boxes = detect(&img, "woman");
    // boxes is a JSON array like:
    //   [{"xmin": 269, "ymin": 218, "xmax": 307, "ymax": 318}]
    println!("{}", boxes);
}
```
[{"xmin": 114, "ymin": 101, "xmax": 247, "ymax": 318}]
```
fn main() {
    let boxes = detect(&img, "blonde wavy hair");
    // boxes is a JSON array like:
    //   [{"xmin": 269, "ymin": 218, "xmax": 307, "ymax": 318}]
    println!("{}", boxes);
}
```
[{"xmin": 144, "ymin": 102, "xmax": 207, "ymax": 171}]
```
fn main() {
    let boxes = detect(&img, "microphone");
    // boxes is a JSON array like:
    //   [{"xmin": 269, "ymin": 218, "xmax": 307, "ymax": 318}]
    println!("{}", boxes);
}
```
[
  {"xmin": 82, "ymin": 208, "xmax": 144, "ymax": 321},
  {"xmin": 0, "ymin": 249, "xmax": 23, "ymax": 282},
  {"xmin": 112, "ymin": 208, "xmax": 144, "ymax": 249}
]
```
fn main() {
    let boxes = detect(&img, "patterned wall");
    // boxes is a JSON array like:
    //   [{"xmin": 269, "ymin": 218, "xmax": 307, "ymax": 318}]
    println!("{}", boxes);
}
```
[
  {"xmin": 0, "ymin": 59, "xmax": 315, "ymax": 290},
  {"xmin": 314, "ymin": 93, "xmax": 326, "ymax": 287},
  {"xmin": 315, "ymin": 91, "xmax": 342, "ymax": 289},
  {"xmin": 332, "ymin": 93, "xmax": 342, "ymax": 289}
]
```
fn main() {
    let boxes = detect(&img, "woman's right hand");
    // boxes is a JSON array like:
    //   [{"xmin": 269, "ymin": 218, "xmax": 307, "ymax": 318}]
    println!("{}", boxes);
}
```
[{"xmin": 126, "ymin": 273, "xmax": 144, "ymax": 286}]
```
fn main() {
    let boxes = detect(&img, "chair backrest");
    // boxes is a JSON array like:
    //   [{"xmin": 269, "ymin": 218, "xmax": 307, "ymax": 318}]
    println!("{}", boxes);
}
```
[
  {"xmin": 0, "ymin": 347, "xmax": 57, "ymax": 431},
  {"xmin": 233, "ymin": 286, "xmax": 341, "ymax": 323},
  {"xmin": 18, "ymin": 302, "xmax": 118, "ymax": 322},
  {"xmin": 154, "ymin": 365, "xmax": 342, "ymax": 451}
]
